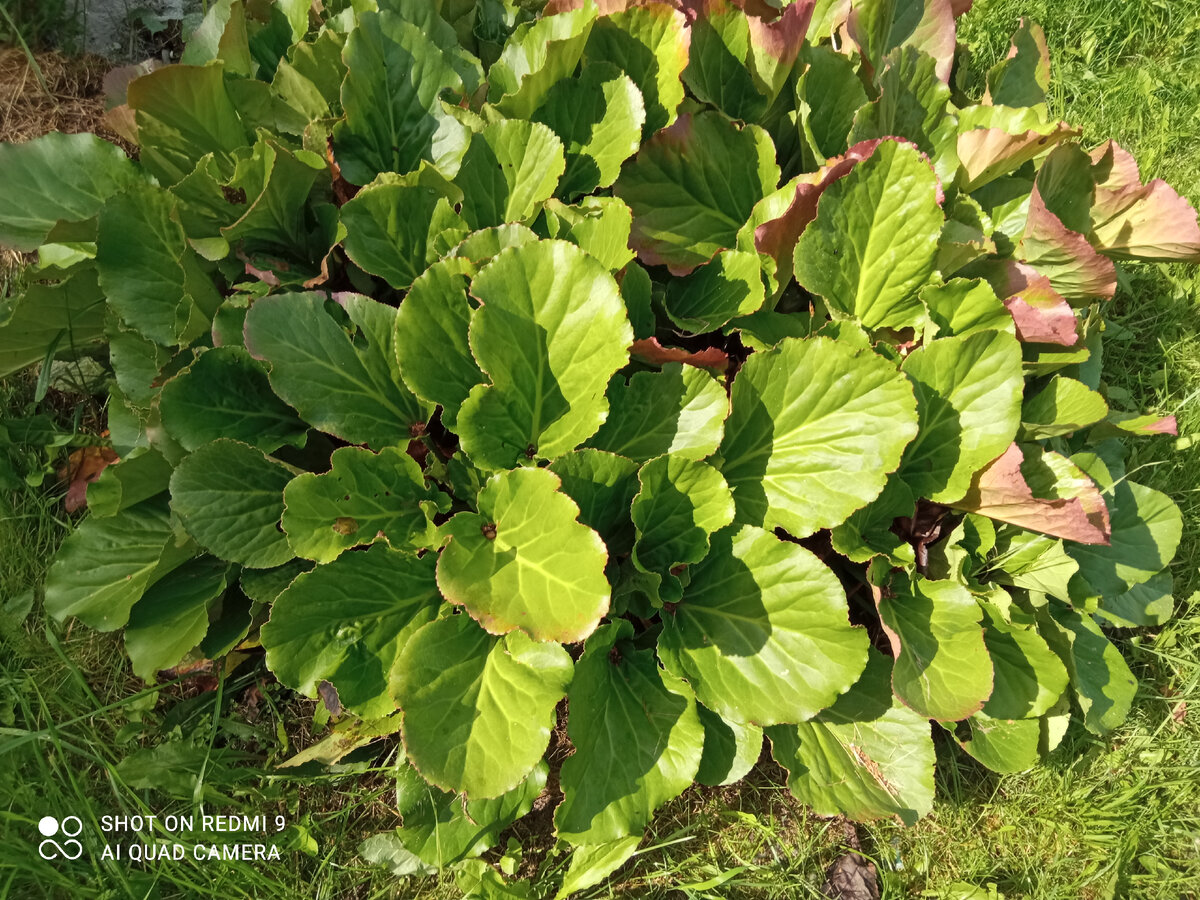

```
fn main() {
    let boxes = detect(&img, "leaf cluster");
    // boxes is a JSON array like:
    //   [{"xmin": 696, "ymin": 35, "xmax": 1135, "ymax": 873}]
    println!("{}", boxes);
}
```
[{"xmin": 1, "ymin": 0, "xmax": 1196, "ymax": 890}]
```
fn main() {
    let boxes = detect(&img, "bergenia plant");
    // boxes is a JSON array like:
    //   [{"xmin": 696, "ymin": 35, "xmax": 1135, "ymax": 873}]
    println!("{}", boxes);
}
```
[{"xmin": 1, "ymin": 0, "xmax": 1196, "ymax": 890}]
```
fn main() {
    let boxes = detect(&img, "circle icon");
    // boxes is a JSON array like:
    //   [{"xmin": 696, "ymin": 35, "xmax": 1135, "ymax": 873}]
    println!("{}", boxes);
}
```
[
  {"xmin": 61, "ymin": 816, "xmax": 83, "ymax": 837},
  {"xmin": 38, "ymin": 816, "xmax": 59, "ymax": 837}
]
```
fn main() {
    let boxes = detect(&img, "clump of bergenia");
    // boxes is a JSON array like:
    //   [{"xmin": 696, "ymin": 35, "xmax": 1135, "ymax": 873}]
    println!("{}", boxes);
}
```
[{"xmin": 1, "ymin": 0, "xmax": 1196, "ymax": 890}]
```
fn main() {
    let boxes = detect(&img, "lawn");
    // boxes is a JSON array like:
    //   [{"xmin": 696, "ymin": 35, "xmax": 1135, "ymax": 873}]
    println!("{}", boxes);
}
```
[{"xmin": 2, "ymin": 1, "xmax": 1199, "ymax": 898}]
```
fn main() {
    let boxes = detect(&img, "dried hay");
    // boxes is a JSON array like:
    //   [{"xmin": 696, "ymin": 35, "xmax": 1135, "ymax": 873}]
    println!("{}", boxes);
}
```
[{"xmin": 0, "ymin": 47, "xmax": 116, "ymax": 144}]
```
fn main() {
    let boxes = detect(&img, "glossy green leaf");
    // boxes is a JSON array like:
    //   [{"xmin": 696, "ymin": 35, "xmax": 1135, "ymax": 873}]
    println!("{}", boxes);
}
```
[
  {"xmin": 340, "ymin": 179, "xmax": 468, "ymax": 290},
  {"xmin": 957, "ymin": 712, "xmax": 1041, "ymax": 774},
  {"xmin": 864, "ymin": 49, "xmax": 958, "ymax": 168},
  {"xmin": 793, "ymin": 139, "xmax": 942, "ymax": 330},
  {"xmin": 539, "ymin": 197, "xmax": 635, "ymax": 271},
  {"xmin": 555, "ymin": 620, "xmax": 704, "ymax": 844},
  {"xmin": 1038, "ymin": 602, "xmax": 1137, "ymax": 734},
  {"xmin": 695, "ymin": 705, "xmax": 762, "ymax": 787},
  {"xmin": 87, "ymin": 448, "xmax": 174, "ymax": 519},
  {"xmin": 1097, "ymin": 570, "xmax": 1174, "ymax": 628},
  {"xmin": 1067, "ymin": 479, "xmax": 1182, "ymax": 596},
  {"xmin": 796, "ymin": 45, "xmax": 866, "ymax": 162},
  {"xmin": 768, "ymin": 649, "xmax": 935, "ymax": 826},
  {"xmin": 44, "ymin": 496, "xmax": 195, "ymax": 631},
  {"xmin": 660, "ymin": 524, "xmax": 869, "ymax": 726},
  {"xmin": 554, "ymin": 837, "xmax": 641, "ymax": 900},
  {"xmin": 588, "ymin": 363, "xmax": 727, "ymax": 463},
  {"xmin": 720, "ymin": 336, "xmax": 918, "ymax": 538},
  {"xmin": 0, "ymin": 132, "xmax": 139, "ymax": 252},
  {"xmin": 245, "ymin": 291, "xmax": 431, "ymax": 447},
  {"xmin": 683, "ymin": 3, "xmax": 765, "ymax": 122},
  {"xmin": 615, "ymin": 111, "xmax": 779, "ymax": 274},
  {"xmin": 829, "ymin": 476, "xmax": 916, "ymax": 565},
  {"xmin": 631, "ymin": 456, "xmax": 733, "ymax": 576},
  {"xmin": 220, "ymin": 137, "xmax": 330, "ymax": 258},
  {"xmin": 393, "ymin": 257, "xmax": 482, "ymax": 428},
  {"xmin": 585, "ymin": 2, "xmax": 688, "ymax": 137},
  {"xmin": 663, "ymin": 249, "xmax": 766, "ymax": 333},
  {"xmin": 455, "ymin": 120, "xmax": 566, "ymax": 229},
  {"xmin": 878, "ymin": 575, "xmax": 994, "ymax": 721},
  {"xmin": 1021, "ymin": 376, "xmax": 1108, "ymax": 439},
  {"xmin": 980, "ymin": 601, "xmax": 1068, "ymax": 720},
  {"xmin": 97, "ymin": 181, "xmax": 220, "ymax": 346},
  {"xmin": 0, "ymin": 271, "xmax": 108, "ymax": 377},
  {"xmin": 985, "ymin": 18, "xmax": 1050, "ymax": 109},
  {"xmin": 169, "ymin": 438, "xmax": 294, "ymax": 569},
  {"xmin": 921, "ymin": 278, "xmax": 1013, "ymax": 340},
  {"xmin": 548, "ymin": 449, "xmax": 640, "ymax": 557},
  {"xmin": 125, "ymin": 557, "xmax": 229, "ymax": 679},
  {"xmin": 127, "ymin": 63, "xmax": 247, "ymax": 185},
  {"xmin": 238, "ymin": 558, "xmax": 312, "ymax": 605},
  {"xmin": 898, "ymin": 329, "xmax": 1023, "ymax": 503},
  {"xmin": 333, "ymin": 11, "xmax": 470, "ymax": 185},
  {"xmin": 457, "ymin": 240, "xmax": 631, "ymax": 469},
  {"xmin": 261, "ymin": 544, "xmax": 442, "ymax": 718},
  {"xmin": 489, "ymin": 3, "xmax": 596, "ymax": 118},
  {"xmin": 394, "ymin": 614, "xmax": 572, "ymax": 798},
  {"xmin": 282, "ymin": 446, "xmax": 440, "ymax": 563},
  {"xmin": 393, "ymin": 759, "xmax": 548, "ymax": 867},
  {"xmin": 160, "ymin": 346, "xmax": 308, "ymax": 452},
  {"xmin": 438, "ymin": 467, "xmax": 610, "ymax": 643},
  {"xmin": 532, "ymin": 62, "xmax": 644, "ymax": 197}
]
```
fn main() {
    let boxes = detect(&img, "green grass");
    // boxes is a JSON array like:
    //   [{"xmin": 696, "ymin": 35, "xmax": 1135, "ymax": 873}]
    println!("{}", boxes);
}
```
[{"xmin": 3, "ymin": 2, "xmax": 1200, "ymax": 898}]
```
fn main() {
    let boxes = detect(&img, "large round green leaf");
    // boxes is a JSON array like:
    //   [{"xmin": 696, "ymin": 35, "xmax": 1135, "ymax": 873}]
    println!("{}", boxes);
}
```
[
  {"xmin": 631, "ymin": 456, "xmax": 733, "ymax": 576},
  {"xmin": 793, "ymin": 139, "xmax": 942, "ymax": 330},
  {"xmin": 898, "ymin": 329, "xmax": 1023, "ymax": 504},
  {"xmin": 1067, "ymin": 479, "xmax": 1182, "ymax": 597},
  {"xmin": 261, "ymin": 544, "xmax": 442, "ymax": 718},
  {"xmin": 980, "ymin": 600, "xmax": 1068, "ymax": 720},
  {"xmin": 390, "ymin": 759, "xmax": 547, "ymax": 868},
  {"xmin": 282, "ymin": 446, "xmax": 442, "ymax": 563},
  {"xmin": 488, "ymin": 2, "xmax": 596, "ymax": 119},
  {"xmin": 957, "ymin": 712, "xmax": 1041, "ymax": 775},
  {"xmin": 660, "ymin": 524, "xmax": 868, "ymax": 726},
  {"xmin": 160, "ymin": 346, "xmax": 308, "ymax": 453},
  {"xmin": 768, "ymin": 649, "xmax": 935, "ymax": 826},
  {"xmin": 548, "ymin": 449, "xmax": 640, "ymax": 557},
  {"xmin": 437, "ymin": 468, "xmax": 610, "ymax": 643},
  {"xmin": 0, "ymin": 132, "xmax": 139, "ymax": 252},
  {"xmin": 332, "ymin": 11, "xmax": 469, "ymax": 184},
  {"xmin": 695, "ymin": 706, "xmax": 762, "ymax": 787},
  {"xmin": 170, "ymin": 439, "xmax": 294, "ymax": 569},
  {"xmin": 341, "ymin": 179, "xmax": 468, "ymax": 289},
  {"xmin": 97, "ymin": 181, "xmax": 219, "ymax": 347},
  {"xmin": 393, "ymin": 257, "xmax": 482, "ymax": 429},
  {"xmin": 457, "ymin": 240, "xmax": 632, "ymax": 470},
  {"xmin": 877, "ymin": 575, "xmax": 994, "ymax": 721},
  {"xmin": 614, "ymin": 111, "xmax": 779, "ymax": 274},
  {"xmin": 393, "ymin": 614, "xmax": 573, "ymax": 799},
  {"xmin": 584, "ymin": 2, "xmax": 688, "ymax": 138},
  {"xmin": 662, "ymin": 249, "xmax": 766, "ymax": 333},
  {"xmin": 1037, "ymin": 602, "xmax": 1136, "ymax": 735},
  {"xmin": 587, "ymin": 363, "xmax": 727, "ymax": 463},
  {"xmin": 532, "ymin": 62, "xmax": 645, "ymax": 197},
  {"xmin": 719, "ymin": 336, "xmax": 918, "ymax": 538},
  {"xmin": 555, "ymin": 620, "xmax": 704, "ymax": 845},
  {"xmin": 454, "ymin": 120, "xmax": 565, "ymax": 230},
  {"xmin": 244, "ymin": 291, "xmax": 431, "ymax": 447},
  {"xmin": 44, "ymin": 496, "xmax": 195, "ymax": 631},
  {"xmin": 124, "ymin": 557, "xmax": 229, "ymax": 680}
]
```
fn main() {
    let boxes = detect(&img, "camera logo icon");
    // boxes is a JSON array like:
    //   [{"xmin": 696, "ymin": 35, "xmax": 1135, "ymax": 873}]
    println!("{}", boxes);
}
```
[{"xmin": 37, "ymin": 816, "xmax": 84, "ymax": 860}]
